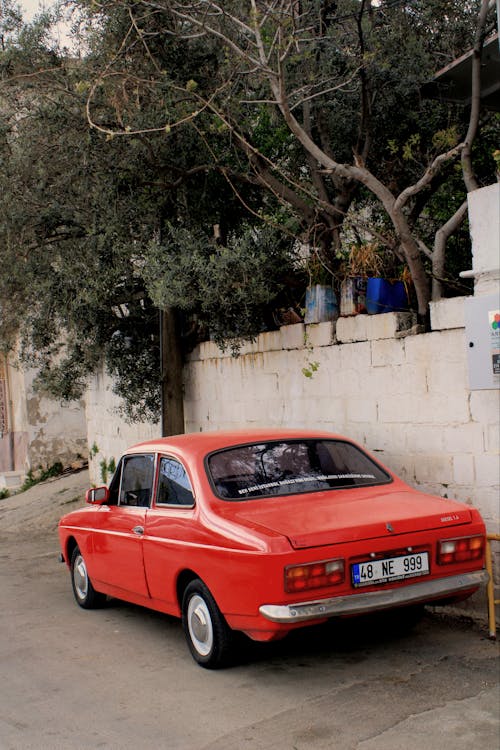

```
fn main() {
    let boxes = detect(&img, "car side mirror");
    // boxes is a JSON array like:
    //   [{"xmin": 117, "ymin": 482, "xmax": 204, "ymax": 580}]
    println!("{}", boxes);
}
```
[{"xmin": 86, "ymin": 486, "xmax": 109, "ymax": 505}]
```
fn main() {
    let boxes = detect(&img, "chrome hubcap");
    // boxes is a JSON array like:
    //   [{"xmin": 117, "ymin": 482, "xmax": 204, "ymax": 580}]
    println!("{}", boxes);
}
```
[
  {"xmin": 73, "ymin": 554, "xmax": 88, "ymax": 600},
  {"xmin": 187, "ymin": 594, "xmax": 213, "ymax": 656}
]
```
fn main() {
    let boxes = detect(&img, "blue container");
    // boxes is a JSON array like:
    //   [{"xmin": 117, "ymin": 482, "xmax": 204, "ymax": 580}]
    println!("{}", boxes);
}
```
[
  {"xmin": 366, "ymin": 278, "xmax": 408, "ymax": 314},
  {"xmin": 305, "ymin": 284, "xmax": 339, "ymax": 324}
]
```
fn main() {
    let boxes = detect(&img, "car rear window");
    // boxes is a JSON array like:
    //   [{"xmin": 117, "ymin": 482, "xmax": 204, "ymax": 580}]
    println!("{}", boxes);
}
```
[{"xmin": 207, "ymin": 439, "xmax": 391, "ymax": 500}]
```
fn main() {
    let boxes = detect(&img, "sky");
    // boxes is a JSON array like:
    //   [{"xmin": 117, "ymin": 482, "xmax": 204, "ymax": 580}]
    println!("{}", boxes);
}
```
[{"xmin": 17, "ymin": 0, "xmax": 74, "ymax": 48}]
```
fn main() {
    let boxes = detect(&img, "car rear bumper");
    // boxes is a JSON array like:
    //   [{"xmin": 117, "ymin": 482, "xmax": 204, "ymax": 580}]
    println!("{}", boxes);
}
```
[{"xmin": 259, "ymin": 570, "xmax": 488, "ymax": 623}]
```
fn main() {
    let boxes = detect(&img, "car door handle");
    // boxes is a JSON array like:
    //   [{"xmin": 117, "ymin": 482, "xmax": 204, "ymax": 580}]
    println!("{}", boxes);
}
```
[{"xmin": 132, "ymin": 525, "xmax": 144, "ymax": 536}]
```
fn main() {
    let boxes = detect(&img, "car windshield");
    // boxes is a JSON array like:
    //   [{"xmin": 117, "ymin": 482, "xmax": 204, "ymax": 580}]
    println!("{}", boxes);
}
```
[{"xmin": 207, "ymin": 439, "xmax": 391, "ymax": 500}]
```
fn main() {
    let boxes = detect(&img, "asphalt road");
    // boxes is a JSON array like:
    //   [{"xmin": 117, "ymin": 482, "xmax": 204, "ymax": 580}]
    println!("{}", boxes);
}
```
[{"xmin": 0, "ymin": 475, "xmax": 499, "ymax": 750}]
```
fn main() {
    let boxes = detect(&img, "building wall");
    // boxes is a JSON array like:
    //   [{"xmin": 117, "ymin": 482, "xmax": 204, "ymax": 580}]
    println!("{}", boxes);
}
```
[
  {"xmin": 0, "ymin": 356, "xmax": 87, "ymax": 483},
  {"xmin": 85, "ymin": 368, "xmax": 160, "ymax": 486}
]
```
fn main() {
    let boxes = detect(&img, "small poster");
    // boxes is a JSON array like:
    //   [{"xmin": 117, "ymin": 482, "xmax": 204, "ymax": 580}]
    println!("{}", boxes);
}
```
[{"xmin": 489, "ymin": 310, "xmax": 500, "ymax": 381}]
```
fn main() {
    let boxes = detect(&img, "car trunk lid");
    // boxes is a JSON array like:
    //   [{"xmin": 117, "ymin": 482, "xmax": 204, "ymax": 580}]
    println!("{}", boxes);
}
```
[{"xmin": 230, "ymin": 488, "xmax": 472, "ymax": 549}]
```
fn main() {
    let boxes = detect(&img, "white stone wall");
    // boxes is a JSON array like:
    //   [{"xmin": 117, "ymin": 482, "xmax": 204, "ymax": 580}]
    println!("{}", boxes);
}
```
[
  {"xmin": 183, "ymin": 308, "xmax": 499, "ymax": 533},
  {"xmin": 85, "ymin": 302, "xmax": 499, "ymax": 534},
  {"xmin": 85, "ymin": 368, "xmax": 160, "ymax": 486}
]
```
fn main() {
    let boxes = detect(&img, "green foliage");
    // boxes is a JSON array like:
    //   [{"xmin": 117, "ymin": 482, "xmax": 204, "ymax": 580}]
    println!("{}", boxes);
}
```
[
  {"xmin": 99, "ymin": 457, "xmax": 116, "ymax": 484},
  {"xmin": 20, "ymin": 462, "xmax": 64, "ymax": 492},
  {"xmin": 0, "ymin": 488, "xmax": 10, "ymax": 500},
  {"xmin": 144, "ymin": 224, "xmax": 300, "ymax": 353},
  {"xmin": 302, "ymin": 361, "xmax": 320, "ymax": 379}
]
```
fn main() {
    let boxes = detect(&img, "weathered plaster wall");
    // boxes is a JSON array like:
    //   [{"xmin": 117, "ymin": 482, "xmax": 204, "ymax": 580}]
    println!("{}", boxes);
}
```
[
  {"xmin": 0, "ymin": 359, "xmax": 87, "ymax": 482},
  {"xmin": 22, "ymin": 369, "xmax": 87, "ymax": 471}
]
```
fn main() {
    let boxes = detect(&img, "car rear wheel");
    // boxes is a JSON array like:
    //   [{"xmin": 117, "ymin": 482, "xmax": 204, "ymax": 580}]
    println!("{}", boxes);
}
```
[
  {"xmin": 70, "ymin": 546, "xmax": 106, "ymax": 609},
  {"xmin": 182, "ymin": 580, "xmax": 234, "ymax": 669}
]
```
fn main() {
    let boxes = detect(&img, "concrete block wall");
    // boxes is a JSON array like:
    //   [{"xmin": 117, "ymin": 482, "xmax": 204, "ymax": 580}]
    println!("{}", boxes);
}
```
[
  {"xmin": 85, "ymin": 302, "xmax": 499, "ymax": 533},
  {"xmin": 183, "ymin": 307, "xmax": 499, "ymax": 532}
]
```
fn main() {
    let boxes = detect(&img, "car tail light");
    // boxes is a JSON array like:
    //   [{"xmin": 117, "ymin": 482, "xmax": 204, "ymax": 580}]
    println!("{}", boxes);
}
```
[
  {"xmin": 285, "ymin": 559, "xmax": 344, "ymax": 593},
  {"xmin": 437, "ymin": 535, "xmax": 485, "ymax": 565}
]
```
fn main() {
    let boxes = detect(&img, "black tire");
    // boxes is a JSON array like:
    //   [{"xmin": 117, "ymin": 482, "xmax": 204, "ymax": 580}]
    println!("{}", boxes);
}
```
[
  {"xmin": 181, "ymin": 579, "xmax": 234, "ymax": 669},
  {"xmin": 70, "ymin": 546, "xmax": 106, "ymax": 609}
]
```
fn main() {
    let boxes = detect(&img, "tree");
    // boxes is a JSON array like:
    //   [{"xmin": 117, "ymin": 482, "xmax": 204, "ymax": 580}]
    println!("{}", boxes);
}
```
[
  {"xmin": 0, "ymin": 5, "xmax": 299, "ymax": 425},
  {"xmin": 81, "ymin": 0, "xmax": 498, "ymax": 316},
  {"xmin": 0, "ymin": 0, "xmax": 497, "ymax": 425}
]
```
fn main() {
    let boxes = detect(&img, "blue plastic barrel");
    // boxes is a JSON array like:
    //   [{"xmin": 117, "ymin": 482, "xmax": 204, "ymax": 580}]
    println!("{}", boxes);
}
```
[{"xmin": 366, "ymin": 278, "xmax": 408, "ymax": 314}]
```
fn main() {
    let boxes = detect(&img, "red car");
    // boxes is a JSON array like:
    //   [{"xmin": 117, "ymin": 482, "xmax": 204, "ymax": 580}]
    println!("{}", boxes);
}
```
[{"xmin": 58, "ymin": 429, "xmax": 487, "ymax": 668}]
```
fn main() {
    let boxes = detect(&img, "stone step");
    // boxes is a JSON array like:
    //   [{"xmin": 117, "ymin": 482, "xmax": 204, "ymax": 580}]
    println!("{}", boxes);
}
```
[{"xmin": 0, "ymin": 471, "xmax": 25, "ymax": 490}]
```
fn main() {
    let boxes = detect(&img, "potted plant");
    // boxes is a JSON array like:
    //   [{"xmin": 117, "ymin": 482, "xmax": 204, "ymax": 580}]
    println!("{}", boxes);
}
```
[{"xmin": 341, "ymin": 242, "xmax": 409, "ymax": 315}]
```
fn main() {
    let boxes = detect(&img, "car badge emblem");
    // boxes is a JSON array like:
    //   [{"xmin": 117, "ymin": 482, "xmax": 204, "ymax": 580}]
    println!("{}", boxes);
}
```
[{"xmin": 386, "ymin": 522, "xmax": 394, "ymax": 533}]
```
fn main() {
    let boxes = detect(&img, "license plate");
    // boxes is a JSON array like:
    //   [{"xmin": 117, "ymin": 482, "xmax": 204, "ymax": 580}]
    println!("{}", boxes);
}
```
[{"xmin": 352, "ymin": 552, "xmax": 429, "ymax": 588}]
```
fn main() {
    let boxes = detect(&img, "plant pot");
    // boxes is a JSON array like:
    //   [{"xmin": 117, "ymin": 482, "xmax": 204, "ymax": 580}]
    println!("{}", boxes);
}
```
[
  {"xmin": 340, "ymin": 277, "xmax": 367, "ymax": 316},
  {"xmin": 366, "ymin": 278, "xmax": 408, "ymax": 314},
  {"xmin": 305, "ymin": 284, "xmax": 339, "ymax": 324}
]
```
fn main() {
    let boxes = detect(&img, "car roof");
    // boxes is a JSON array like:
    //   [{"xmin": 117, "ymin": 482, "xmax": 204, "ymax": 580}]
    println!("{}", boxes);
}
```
[{"xmin": 126, "ymin": 428, "xmax": 349, "ymax": 457}]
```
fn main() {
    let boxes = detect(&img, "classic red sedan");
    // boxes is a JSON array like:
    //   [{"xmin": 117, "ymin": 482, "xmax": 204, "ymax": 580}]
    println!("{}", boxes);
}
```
[{"xmin": 58, "ymin": 429, "xmax": 487, "ymax": 668}]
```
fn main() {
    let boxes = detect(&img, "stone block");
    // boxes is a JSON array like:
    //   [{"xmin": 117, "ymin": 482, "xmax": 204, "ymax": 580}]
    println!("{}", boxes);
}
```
[
  {"xmin": 305, "ymin": 321, "xmax": 335, "ymax": 347},
  {"xmin": 257, "ymin": 329, "xmax": 282, "ymax": 353},
  {"xmin": 414, "ymin": 455, "xmax": 454, "ymax": 485},
  {"xmin": 485, "ymin": 423, "xmax": 500, "ymax": 453},
  {"xmin": 472, "ymin": 487, "xmax": 500, "ymax": 524},
  {"xmin": 346, "ymin": 398, "xmax": 378, "ymax": 424},
  {"xmin": 338, "ymin": 340, "xmax": 372, "ymax": 372},
  {"xmin": 452, "ymin": 454, "xmax": 475, "ymax": 485},
  {"xmin": 404, "ymin": 425, "xmax": 445, "ymax": 454},
  {"xmin": 336, "ymin": 315, "xmax": 368, "ymax": 343},
  {"xmin": 430, "ymin": 296, "xmax": 467, "ymax": 331},
  {"xmin": 474, "ymin": 454, "xmax": 500, "ymax": 488},
  {"xmin": 470, "ymin": 390, "xmax": 500, "ymax": 424},
  {"xmin": 468, "ymin": 183, "xmax": 500, "ymax": 274},
  {"xmin": 425, "ymin": 357, "xmax": 468, "ymax": 395},
  {"xmin": 442, "ymin": 423, "xmax": 484, "ymax": 454},
  {"xmin": 0, "ymin": 471, "xmax": 24, "ymax": 490},
  {"xmin": 371, "ymin": 338, "xmax": 405, "ymax": 367},
  {"xmin": 366, "ymin": 312, "xmax": 417, "ymax": 340},
  {"xmin": 280, "ymin": 323, "xmax": 305, "ymax": 350}
]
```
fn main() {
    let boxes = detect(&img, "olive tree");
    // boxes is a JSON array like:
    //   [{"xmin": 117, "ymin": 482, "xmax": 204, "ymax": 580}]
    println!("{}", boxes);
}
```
[{"xmin": 82, "ymin": 0, "xmax": 498, "ymax": 316}]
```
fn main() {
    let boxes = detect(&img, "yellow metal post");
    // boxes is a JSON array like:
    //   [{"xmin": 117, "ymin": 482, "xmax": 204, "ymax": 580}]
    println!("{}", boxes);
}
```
[{"xmin": 485, "ymin": 534, "xmax": 500, "ymax": 639}]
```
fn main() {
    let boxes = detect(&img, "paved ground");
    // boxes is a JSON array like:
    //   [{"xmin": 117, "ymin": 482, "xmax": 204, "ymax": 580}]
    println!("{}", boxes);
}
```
[{"xmin": 0, "ymin": 473, "xmax": 498, "ymax": 750}]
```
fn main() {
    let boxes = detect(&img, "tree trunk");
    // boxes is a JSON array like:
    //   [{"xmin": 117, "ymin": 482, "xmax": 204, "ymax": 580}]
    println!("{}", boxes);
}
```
[
  {"xmin": 160, "ymin": 307, "xmax": 185, "ymax": 437},
  {"xmin": 432, "ymin": 200, "xmax": 468, "ymax": 299}
]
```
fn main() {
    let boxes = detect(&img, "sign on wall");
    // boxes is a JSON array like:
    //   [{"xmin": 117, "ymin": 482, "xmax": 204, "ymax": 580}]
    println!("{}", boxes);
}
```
[{"xmin": 465, "ymin": 294, "xmax": 500, "ymax": 390}]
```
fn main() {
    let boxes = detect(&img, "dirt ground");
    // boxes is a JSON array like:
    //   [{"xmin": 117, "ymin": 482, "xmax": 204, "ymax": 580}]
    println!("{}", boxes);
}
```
[
  {"xmin": 0, "ymin": 473, "xmax": 499, "ymax": 750},
  {"xmin": 0, "ymin": 469, "xmax": 90, "ymax": 533}
]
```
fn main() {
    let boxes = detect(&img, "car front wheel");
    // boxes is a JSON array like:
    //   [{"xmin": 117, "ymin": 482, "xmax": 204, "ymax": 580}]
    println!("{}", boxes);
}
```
[
  {"xmin": 181, "ymin": 580, "xmax": 234, "ymax": 669},
  {"xmin": 70, "ymin": 546, "xmax": 106, "ymax": 609}
]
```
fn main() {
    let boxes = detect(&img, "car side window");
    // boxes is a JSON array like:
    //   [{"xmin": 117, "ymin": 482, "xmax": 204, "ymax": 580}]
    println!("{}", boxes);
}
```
[
  {"xmin": 119, "ymin": 454, "xmax": 155, "ymax": 508},
  {"xmin": 156, "ymin": 457, "xmax": 194, "ymax": 507}
]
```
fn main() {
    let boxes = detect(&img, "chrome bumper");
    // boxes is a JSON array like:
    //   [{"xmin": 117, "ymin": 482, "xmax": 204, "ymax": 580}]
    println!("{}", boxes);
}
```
[{"xmin": 259, "ymin": 570, "xmax": 488, "ymax": 624}]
